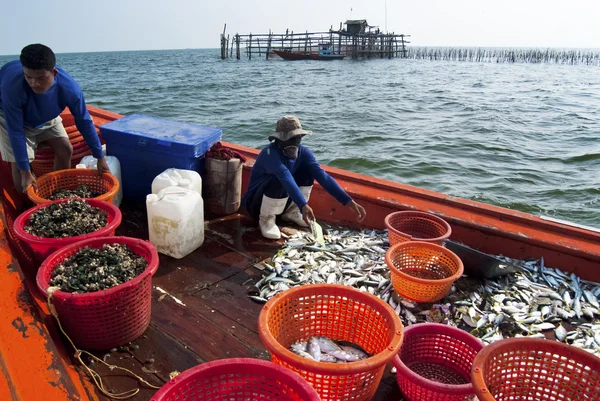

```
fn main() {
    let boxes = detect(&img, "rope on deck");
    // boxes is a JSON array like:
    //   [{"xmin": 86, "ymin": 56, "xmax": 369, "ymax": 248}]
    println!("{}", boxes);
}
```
[{"xmin": 47, "ymin": 287, "xmax": 161, "ymax": 399}]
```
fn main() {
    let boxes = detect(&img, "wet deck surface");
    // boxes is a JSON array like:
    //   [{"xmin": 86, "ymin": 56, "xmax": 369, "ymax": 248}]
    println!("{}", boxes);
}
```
[{"xmin": 83, "ymin": 201, "xmax": 404, "ymax": 401}]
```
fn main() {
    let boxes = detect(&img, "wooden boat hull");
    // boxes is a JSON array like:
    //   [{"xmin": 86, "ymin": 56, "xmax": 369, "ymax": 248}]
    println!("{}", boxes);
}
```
[
  {"xmin": 2, "ymin": 105, "xmax": 600, "ymax": 401},
  {"xmin": 273, "ymin": 50, "xmax": 346, "ymax": 60}
]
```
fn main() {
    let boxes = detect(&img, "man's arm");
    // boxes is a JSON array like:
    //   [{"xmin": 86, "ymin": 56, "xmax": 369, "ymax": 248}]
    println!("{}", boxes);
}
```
[
  {"xmin": 304, "ymin": 148, "xmax": 352, "ymax": 205},
  {"xmin": 304, "ymin": 148, "xmax": 366, "ymax": 222}
]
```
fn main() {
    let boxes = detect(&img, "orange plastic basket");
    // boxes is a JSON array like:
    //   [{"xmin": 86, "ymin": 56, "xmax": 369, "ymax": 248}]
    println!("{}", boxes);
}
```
[
  {"xmin": 471, "ymin": 338, "xmax": 600, "ymax": 401},
  {"xmin": 258, "ymin": 284, "xmax": 404, "ymax": 401},
  {"xmin": 385, "ymin": 241, "xmax": 463, "ymax": 303},
  {"xmin": 27, "ymin": 169, "xmax": 120, "ymax": 205},
  {"xmin": 385, "ymin": 211, "xmax": 451, "ymax": 246}
]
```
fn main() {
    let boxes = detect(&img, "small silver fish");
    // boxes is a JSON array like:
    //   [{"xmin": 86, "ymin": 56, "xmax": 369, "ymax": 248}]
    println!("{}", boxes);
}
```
[
  {"xmin": 291, "ymin": 341, "xmax": 307, "ymax": 353},
  {"xmin": 340, "ymin": 345, "xmax": 369, "ymax": 360},
  {"xmin": 313, "ymin": 336, "xmax": 341, "ymax": 352},
  {"xmin": 326, "ymin": 349, "xmax": 360, "ymax": 362},
  {"xmin": 583, "ymin": 290, "xmax": 600, "ymax": 309},
  {"xmin": 308, "ymin": 337, "xmax": 321, "ymax": 361},
  {"xmin": 319, "ymin": 353, "xmax": 338, "ymax": 362},
  {"xmin": 294, "ymin": 350, "xmax": 315, "ymax": 360},
  {"xmin": 249, "ymin": 296, "xmax": 267, "ymax": 303},
  {"xmin": 530, "ymin": 322, "xmax": 556, "ymax": 332},
  {"xmin": 555, "ymin": 325, "xmax": 567, "ymax": 342}
]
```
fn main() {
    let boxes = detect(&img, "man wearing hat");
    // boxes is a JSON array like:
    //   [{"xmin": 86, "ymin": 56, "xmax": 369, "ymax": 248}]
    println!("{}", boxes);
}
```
[{"xmin": 242, "ymin": 116, "xmax": 366, "ymax": 239}]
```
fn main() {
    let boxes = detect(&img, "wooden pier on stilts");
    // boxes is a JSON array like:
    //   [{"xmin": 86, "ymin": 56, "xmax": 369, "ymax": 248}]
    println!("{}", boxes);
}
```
[{"xmin": 220, "ymin": 20, "xmax": 410, "ymax": 60}]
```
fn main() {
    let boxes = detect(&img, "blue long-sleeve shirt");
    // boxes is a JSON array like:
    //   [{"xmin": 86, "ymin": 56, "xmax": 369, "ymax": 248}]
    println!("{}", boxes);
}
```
[
  {"xmin": 0, "ymin": 60, "xmax": 104, "ymax": 170},
  {"xmin": 243, "ymin": 143, "xmax": 352, "ymax": 209}
]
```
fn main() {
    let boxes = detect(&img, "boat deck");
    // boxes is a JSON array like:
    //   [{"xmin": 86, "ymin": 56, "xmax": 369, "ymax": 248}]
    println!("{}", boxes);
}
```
[
  {"xmin": 104, "ymin": 203, "xmax": 401, "ymax": 400},
  {"xmin": 0, "ymin": 198, "xmax": 401, "ymax": 401}
]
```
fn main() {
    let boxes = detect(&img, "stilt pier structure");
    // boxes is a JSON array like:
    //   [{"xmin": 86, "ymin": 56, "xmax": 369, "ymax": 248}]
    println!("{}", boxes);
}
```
[{"xmin": 220, "ymin": 20, "xmax": 410, "ymax": 60}]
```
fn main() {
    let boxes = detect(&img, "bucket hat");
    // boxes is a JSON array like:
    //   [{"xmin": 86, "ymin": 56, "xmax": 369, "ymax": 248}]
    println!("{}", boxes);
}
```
[{"xmin": 268, "ymin": 116, "xmax": 312, "ymax": 141}]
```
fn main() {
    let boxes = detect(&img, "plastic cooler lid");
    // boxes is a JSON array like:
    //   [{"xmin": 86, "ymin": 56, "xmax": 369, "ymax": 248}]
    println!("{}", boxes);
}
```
[{"xmin": 99, "ymin": 114, "xmax": 222, "ymax": 158}]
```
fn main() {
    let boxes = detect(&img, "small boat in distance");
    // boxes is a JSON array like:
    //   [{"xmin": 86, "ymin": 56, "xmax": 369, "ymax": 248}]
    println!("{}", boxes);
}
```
[{"xmin": 273, "ymin": 42, "xmax": 346, "ymax": 61}]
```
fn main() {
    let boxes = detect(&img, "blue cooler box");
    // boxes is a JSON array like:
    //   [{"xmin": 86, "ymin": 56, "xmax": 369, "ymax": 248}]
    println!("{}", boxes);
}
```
[{"xmin": 100, "ymin": 114, "xmax": 222, "ymax": 201}]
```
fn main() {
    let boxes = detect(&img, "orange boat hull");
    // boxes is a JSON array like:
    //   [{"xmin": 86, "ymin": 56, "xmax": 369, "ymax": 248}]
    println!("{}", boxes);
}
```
[{"xmin": 1, "ymin": 105, "xmax": 600, "ymax": 401}]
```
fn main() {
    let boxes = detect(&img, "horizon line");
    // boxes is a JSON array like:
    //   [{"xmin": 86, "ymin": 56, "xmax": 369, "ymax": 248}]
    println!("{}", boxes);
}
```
[{"xmin": 2, "ymin": 45, "xmax": 600, "ymax": 57}]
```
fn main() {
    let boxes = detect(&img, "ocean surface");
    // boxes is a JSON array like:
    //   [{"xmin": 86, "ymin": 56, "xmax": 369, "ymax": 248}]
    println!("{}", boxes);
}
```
[{"xmin": 1, "ymin": 49, "xmax": 599, "ymax": 228}]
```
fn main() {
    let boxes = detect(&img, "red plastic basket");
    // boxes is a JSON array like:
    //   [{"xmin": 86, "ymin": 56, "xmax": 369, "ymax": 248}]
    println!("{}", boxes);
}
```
[
  {"xmin": 13, "ymin": 198, "xmax": 122, "ymax": 259},
  {"xmin": 385, "ymin": 211, "xmax": 451, "ymax": 246},
  {"xmin": 471, "ymin": 338, "xmax": 600, "ymax": 401},
  {"xmin": 36, "ymin": 236, "xmax": 159, "ymax": 350},
  {"xmin": 393, "ymin": 323, "xmax": 483, "ymax": 401},
  {"xmin": 150, "ymin": 358, "xmax": 321, "ymax": 401},
  {"xmin": 259, "ymin": 284, "xmax": 404, "ymax": 401},
  {"xmin": 386, "ymin": 241, "xmax": 464, "ymax": 303}
]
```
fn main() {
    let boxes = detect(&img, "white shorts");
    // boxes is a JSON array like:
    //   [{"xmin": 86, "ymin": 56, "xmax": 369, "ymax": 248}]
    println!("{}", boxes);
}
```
[{"xmin": 0, "ymin": 109, "xmax": 68, "ymax": 164}]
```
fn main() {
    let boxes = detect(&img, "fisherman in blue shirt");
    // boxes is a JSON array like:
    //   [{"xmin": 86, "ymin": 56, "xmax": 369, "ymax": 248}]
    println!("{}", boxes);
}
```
[
  {"xmin": 0, "ymin": 44, "xmax": 109, "ymax": 194},
  {"xmin": 243, "ymin": 116, "xmax": 366, "ymax": 239}
]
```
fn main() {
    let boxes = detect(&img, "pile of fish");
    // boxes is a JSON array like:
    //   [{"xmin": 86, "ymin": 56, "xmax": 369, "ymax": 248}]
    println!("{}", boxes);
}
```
[
  {"xmin": 249, "ymin": 228, "xmax": 391, "ymax": 303},
  {"xmin": 249, "ymin": 226, "xmax": 600, "ymax": 357},
  {"xmin": 289, "ymin": 336, "xmax": 370, "ymax": 363}
]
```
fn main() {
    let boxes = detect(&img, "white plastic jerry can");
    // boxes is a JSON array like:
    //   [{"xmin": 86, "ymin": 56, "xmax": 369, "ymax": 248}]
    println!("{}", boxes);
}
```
[
  {"xmin": 152, "ymin": 168, "xmax": 202, "ymax": 196},
  {"xmin": 77, "ymin": 155, "xmax": 123, "ymax": 207},
  {"xmin": 146, "ymin": 186, "xmax": 205, "ymax": 259}
]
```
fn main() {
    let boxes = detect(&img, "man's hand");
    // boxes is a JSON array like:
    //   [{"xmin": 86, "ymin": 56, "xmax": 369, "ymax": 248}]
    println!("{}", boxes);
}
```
[
  {"xmin": 348, "ymin": 200, "xmax": 367, "ymax": 223},
  {"xmin": 96, "ymin": 158, "xmax": 110, "ymax": 175},
  {"xmin": 301, "ymin": 204, "xmax": 316, "ymax": 225},
  {"xmin": 20, "ymin": 170, "xmax": 37, "ymax": 193}
]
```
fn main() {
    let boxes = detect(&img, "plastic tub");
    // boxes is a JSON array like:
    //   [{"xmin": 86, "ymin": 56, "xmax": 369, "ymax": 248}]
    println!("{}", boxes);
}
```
[
  {"xmin": 27, "ymin": 169, "xmax": 120, "ymax": 205},
  {"xmin": 13, "ymin": 198, "xmax": 122, "ymax": 259},
  {"xmin": 36, "ymin": 236, "xmax": 159, "ymax": 350},
  {"xmin": 259, "ymin": 284, "xmax": 404, "ymax": 401},
  {"xmin": 471, "ymin": 337, "xmax": 600, "ymax": 401},
  {"xmin": 385, "ymin": 211, "xmax": 451, "ymax": 246},
  {"xmin": 150, "ymin": 358, "xmax": 321, "ymax": 401},
  {"xmin": 385, "ymin": 241, "xmax": 463, "ymax": 303},
  {"xmin": 393, "ymin": 323, "xmax": 483, "ymax": 401}
]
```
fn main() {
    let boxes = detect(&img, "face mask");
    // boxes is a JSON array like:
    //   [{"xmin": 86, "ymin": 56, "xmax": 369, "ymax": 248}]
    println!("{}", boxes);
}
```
[{"xmin": 277, "ymin": 136, "xmax": 302, "ymax": 160}]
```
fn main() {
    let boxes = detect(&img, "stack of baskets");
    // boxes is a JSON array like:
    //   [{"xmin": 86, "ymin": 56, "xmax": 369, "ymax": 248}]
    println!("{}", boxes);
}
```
[
  {"xmin": 30, "ymin": 111, "xmax": 104, "ymax": 177},
  {"xmin": 384, "ymin": 210, "xmax": 462, "ymax": 303},
  {"xmin": 380, "ymin": 209, "xmax": 600, "ymax": 401},
  {"xmin": 11, "ymin": 167, "xmax": 158, "ymax": 350}
]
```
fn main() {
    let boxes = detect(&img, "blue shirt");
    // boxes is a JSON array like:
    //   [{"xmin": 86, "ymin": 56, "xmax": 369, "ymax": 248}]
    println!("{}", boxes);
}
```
[
  {"xmin": 243, "ymin": 143, "xmax": 352, "ymax": 209},
  {"xmin": 0, "ymin": 60, "xmax": 104, "ymax": 170}
]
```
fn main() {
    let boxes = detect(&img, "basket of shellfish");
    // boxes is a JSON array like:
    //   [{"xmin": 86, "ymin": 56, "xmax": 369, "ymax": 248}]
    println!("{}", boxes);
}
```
[
  {"xmin": 36, "ymin": 236, "xmax": 159, "ymax": 350},
  {"xmin": 13, "ymin": 198, "xmax": 122, "ymax": 258},
  {"xmin": 27, "ymin": 168, "xmax": 119, "ymax": 205}
]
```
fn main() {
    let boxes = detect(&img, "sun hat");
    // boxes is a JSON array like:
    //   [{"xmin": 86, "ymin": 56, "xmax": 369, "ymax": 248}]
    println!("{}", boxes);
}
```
[{"xmin": 268, "ymin": 116, "xmax": 312, "ymax": 141}]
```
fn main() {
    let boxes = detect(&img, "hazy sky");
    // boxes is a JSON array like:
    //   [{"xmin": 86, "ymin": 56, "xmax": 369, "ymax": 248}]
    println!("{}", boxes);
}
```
[{"xmin": 1, "ymin": 0, "xmax": 598, "ymax": 55}]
